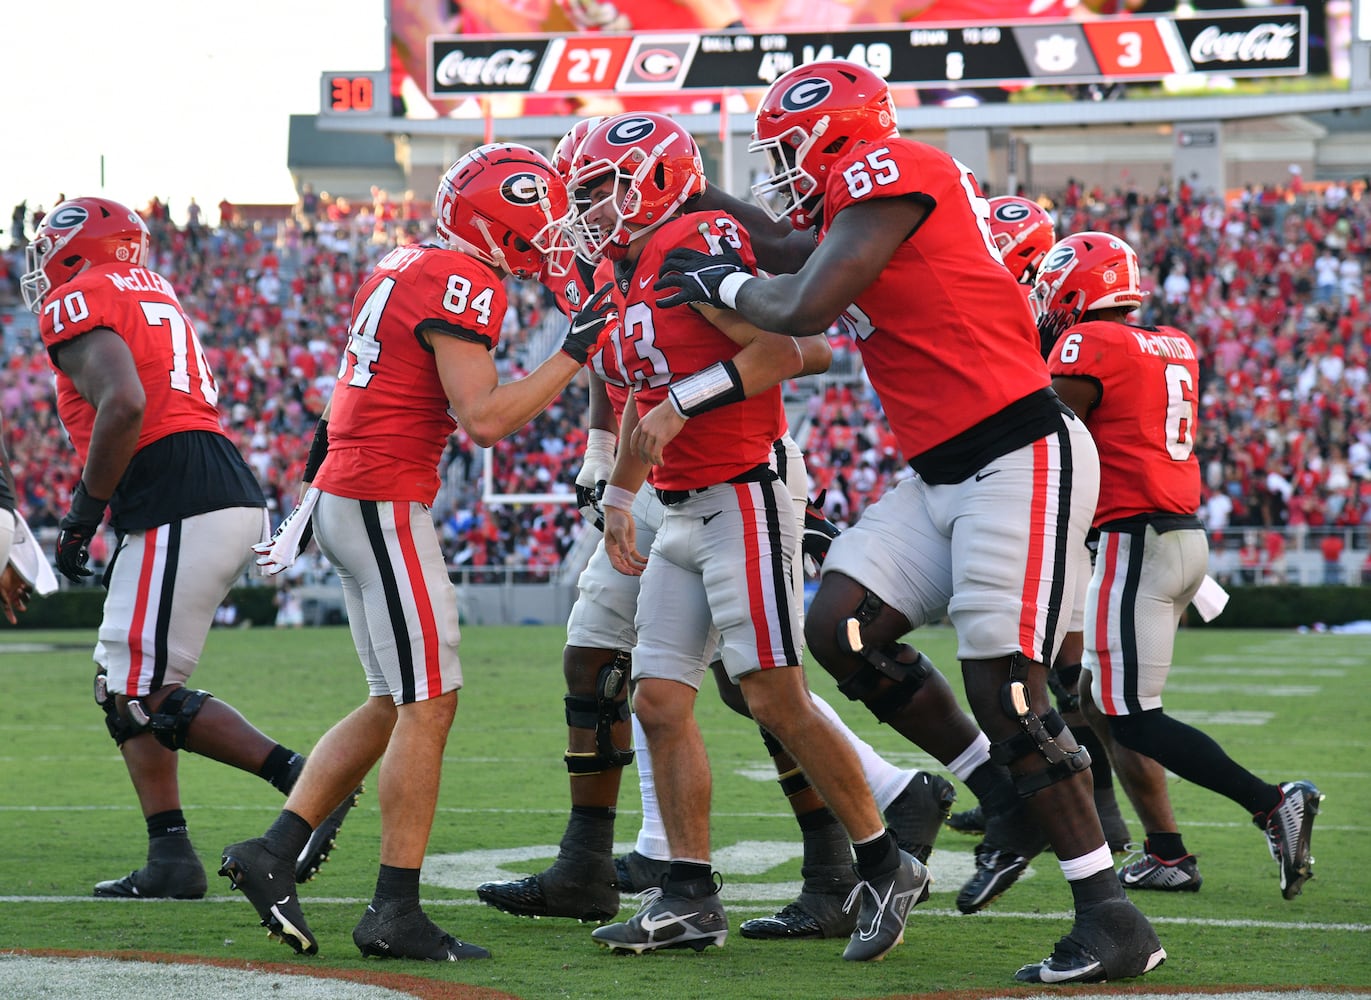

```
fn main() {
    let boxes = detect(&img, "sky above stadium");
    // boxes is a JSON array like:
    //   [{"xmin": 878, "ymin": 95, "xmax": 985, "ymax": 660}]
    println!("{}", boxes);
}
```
[{"xmin": 3, "ymin": 0, "xmax": 385, "ymax": 228}]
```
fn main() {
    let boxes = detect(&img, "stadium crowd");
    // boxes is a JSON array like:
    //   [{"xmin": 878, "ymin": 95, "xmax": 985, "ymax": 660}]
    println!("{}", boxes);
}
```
[{"xmin": 3, "ymin": 171, "xmax": 1369, "ymax": 583}]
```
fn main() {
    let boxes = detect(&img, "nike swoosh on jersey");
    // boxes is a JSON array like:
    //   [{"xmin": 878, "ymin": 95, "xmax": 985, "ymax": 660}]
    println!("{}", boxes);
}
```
[
  {"xmin": 974, "ymin": 468, "xmax": 1002, "ymax": 481},
  {"xmin": 702, "ymin": 511, "xmax": 723, "ymax": 524},
  {"xmin": 639, "ymin": 275, "xmax": 653, "ymax": 288}
]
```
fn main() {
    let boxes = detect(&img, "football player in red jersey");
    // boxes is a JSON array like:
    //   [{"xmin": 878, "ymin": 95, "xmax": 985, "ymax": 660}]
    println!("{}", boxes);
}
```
[
  {"xmin": 656, "ymin": 60, "xmax": 1166, "ymax": 984},
  {"xmin": 219, "ymin": 143, "xmax": 615, "ymax": 961},
  {"xmin": 1038, "ymin": 231, "xmax": 1324, "ymax": 900},
  {"xmin": 554, "ymin": 112, "xmax": 929, "ymax": 961},
  {"xmin": 946, "ymin": 196, "xmax": 1136, "ymax": 859},
  {"xmin": 476, "ymin": 117, "xmax": 954, "ymax": 938},
  {"xmin": 24, "ymin": 197, "xmax": 325, "ymax": 901}
]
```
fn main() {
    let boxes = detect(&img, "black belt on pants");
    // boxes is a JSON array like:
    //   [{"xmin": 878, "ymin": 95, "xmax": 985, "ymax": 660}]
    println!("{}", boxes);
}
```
[{"xmin": 655, "ymin": 463, "xmax": 777, "ymax": 506}]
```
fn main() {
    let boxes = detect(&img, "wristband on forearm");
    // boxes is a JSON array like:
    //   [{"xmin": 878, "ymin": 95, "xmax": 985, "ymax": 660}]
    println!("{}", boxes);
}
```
[
  {"xmin": 718, "ymin": 272, "xmax": 752, "ymax": 309},
  {"xmin": 601, "ymin": 484, "xmax": 637, "ymax": 512},
  {"xmin": 70, "ymin": 479, "xmax": 109, "ymax": 525},
  {"xmin": 668, "ymin": 360, "xmax": 746, "ymax": 419},
  {"xmin": 303, "ymin": 419, "xmax": 330, "ymax": 481}
]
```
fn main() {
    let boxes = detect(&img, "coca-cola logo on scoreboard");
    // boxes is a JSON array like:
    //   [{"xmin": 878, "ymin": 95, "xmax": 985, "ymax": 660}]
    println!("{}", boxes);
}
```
[
  {"xmin": 429, "ymin": 40, "xmax": 550, "ymax": 94},
  {"xmin": 1171, "ymin": 10, "xmax": 1305, "ymax": 74}
]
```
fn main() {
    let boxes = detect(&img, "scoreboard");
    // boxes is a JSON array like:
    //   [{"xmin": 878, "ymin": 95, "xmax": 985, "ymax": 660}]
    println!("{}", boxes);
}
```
[{"xmin": 421, "ymin": 7, "xmax": 1307, "ymax": 100}]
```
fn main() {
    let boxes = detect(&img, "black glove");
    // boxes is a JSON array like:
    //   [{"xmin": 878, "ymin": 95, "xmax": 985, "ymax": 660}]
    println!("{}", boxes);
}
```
[
  {"xmin": 562, "ymin": 283, "xmax": 619, "ymax": 364},
  {"xmin": 802, "ymin": 490, "xmax": 841, "ymax": 567},
  {"xmin": 56, "ymin": 480, "xmax": 109, "ymax": 583},
  {"xmin": 653, "ymin": 244, "xmax": 750, "ymax": 310}
]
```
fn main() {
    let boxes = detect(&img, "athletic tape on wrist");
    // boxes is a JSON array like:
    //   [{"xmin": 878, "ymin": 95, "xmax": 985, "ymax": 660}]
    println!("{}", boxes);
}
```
[
  {"xmin": 718, "ymin": 272, "xmax": 752, "ymax": 309},
  {"xmin": 585, "ymin": 427, "xmax": 617, "ymax": 462},
  {"xmin": 667, "ymin": 360, "xmax": 745, "ymax": 418},
  {"xmin": 601, "ymin": 484, "xmax": 636, "ymax": 512}
]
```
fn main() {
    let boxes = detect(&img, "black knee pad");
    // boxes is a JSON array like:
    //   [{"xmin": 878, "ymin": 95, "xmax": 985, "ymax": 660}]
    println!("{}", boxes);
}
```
[
  {"xmin": 563, "ymin": 652, "xmax": 633, "ymax": 774},
  {"xmin": 142, "ymin": 687, "xmax": 214, "ymax": 751},
  {"xmin": 830, "ymin": 594, "xmax": 931, "ymax": 722}
]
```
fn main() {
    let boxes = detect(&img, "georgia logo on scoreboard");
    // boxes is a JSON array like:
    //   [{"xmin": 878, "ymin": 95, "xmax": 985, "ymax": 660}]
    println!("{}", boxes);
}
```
[{"xmin": 617, "ymin": 35, "xmax": 698, "ymax": 91}]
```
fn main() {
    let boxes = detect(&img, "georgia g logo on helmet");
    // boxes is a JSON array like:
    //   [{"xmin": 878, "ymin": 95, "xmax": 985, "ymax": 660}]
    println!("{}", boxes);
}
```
[
  {"xmin": 1041, "ymin": 244, "xmax": 1077, "ymax": 272},
  {"xmin": 47, "ymin": 204, "xmax": 91, "ymax": 230},
  {"xmin": 780, "ymin": 77, "xmax": 833, "ymax": 112},
  {"xmin": 606, "ymin": 116, "xmax": 656, "ymax": 146},
  {"xmin": 500, "ymin": 172, "xmax": 548, "ymax": 206},
  {"xmin": 993, "ymin": 200, "xmax": 1033, "ymax": 224}
]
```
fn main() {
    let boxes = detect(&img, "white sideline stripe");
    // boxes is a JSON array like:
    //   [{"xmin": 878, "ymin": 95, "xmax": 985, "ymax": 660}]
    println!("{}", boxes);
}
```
[
  {"xmin": 0, "ymin": 803, "xmax": 1367, "ymax": 829},
  {"xmin": 2, "ymin": 895, "xmax": 1367, "ymax": 933}
]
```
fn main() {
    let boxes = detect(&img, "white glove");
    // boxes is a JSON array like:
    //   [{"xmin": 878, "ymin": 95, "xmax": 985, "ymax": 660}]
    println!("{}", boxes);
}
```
[
  {"xmin": 8, "ymin": 509, "xmax": 58, "ymax": 595},
  {"xmin": 575, "ymin": 429, "xmax": 617, "ymax": 532},
  {"xmin": 253, "ymin": 487, "xmax": 320, "ymax": 576}
]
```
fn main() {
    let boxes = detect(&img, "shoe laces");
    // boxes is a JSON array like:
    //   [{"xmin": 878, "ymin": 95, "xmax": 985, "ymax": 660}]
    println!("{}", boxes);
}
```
[
  {"xmin": 841, "ymin": 878, "xmax": 874, "ymax": 916},
  {"xmin": 631, "ymin": 886, "xmax": 666, "ymax": 913},
  {"xmin": 1117, "ymin": 841, "xmax": 1148, "ymax": 870}
]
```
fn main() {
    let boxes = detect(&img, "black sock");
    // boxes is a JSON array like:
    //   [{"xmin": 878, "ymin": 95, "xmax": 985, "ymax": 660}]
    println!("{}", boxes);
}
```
[
  {"xmin": 260, "ymin": 746, "xmax": 305, "ymax": 794},
  {"xmin": 262, "ymin": 809, "xmax": 313, "ymax": 860},
  {"xmin": 147, "ymin": 809, "xmax": 189, "ymax": 840},
  {"xmin": 966, "ymin": 762, "xmax": 1021, "ymax": 819},
  {"xmin": 667, "ymin": 860, "xmax": 714, "ymax": 897},
  {"xmin": 1069, "ymin": 867, "xmax": 1124, "ymax": 909},
  {"xmin": 796, "ymin": 807, "xmax": 839, "ymax": 833},
  {"xmin": 1146, "ymin": 832, "xmax": 1188, "ymax": 861},
  {"xmin": 853, "ymin": 829, "xmax": 900, "ymax": 880},
  {"xmin": 373, "ymin": 863, "xmax": 421, "ymax": 910},
  {"xmin": 570, "ymin": 804, "xmax": 615, "ymax": 822}
]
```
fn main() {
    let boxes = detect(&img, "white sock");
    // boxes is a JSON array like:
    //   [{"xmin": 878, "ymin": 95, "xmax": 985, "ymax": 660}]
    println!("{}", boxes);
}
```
[
  {"xmin": 810, "ymin": 692, "xmax": 908, "ymax": 810},
  {"xmin": 631, "ymin": 713, "xmax": 670, "ymax": 860},
  {"xmin": 947, "ymin": 732, "xmax": 992, "ymax": 782},
  {"xmin": 1059, "ymin": 843, "xmax": 1114, "ymax": 881}
]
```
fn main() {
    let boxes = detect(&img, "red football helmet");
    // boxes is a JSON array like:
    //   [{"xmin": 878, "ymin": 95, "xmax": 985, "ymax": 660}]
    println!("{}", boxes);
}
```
[
  {"xmin": 21, "ymin": 197, "xmax": 150, "ymax": 313},
  {"xmin": 750, "ymin": 60, "xmax": 899, "ymax": 230},
  {"xmin": 988, "ymin": 196, "xmax": 1056, "ymax": 284},
  {"xmin": 566, "ymin": 112, "xmax": 705, "ymax": 261},
  {"xmin": 551, "ymin": 116, "xmax": 606, "ymax": 184},
  {"xmin": 434, "ymin": 143, "xmax": 574, "ymax": 279},
  {"xmin": 1033, "ymin": 231, "xmax": 1144, "ymax": 350}
]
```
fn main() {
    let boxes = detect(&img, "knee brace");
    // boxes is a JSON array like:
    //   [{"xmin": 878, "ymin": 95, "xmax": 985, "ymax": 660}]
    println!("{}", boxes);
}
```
[
  {"xmin": 94, "ymin": 668, "xmax": 140, "ymax": 747},
  {"xmin": 134, "ymin": 686, "xmax": 214, "ymax": 751},
  {"xmin": 989, "ymin": 653, "xmax": 1091, "ymax": 796},
  {"xmin": 833, "ymin": 591, "xmax": 931, "ymax": 722},
  {"xmin": 563, "ymin": 651, "xmax": 634, "ymax": 775}
]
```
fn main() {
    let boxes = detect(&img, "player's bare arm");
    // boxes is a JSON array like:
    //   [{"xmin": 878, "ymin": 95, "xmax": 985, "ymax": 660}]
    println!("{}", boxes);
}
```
[
  {"xmin": 51, "ymin": 328, "xmax": 146, "ymax": 500},
  {"xmin": 658, "ymin": 196, "xmax": 928, "ymax": 335},
  {"xmin": 1050, "ymin": 374, "xmax": 1101, "ymax": 420},
  {"xmin": 735, "ymin": 196, "xmax": 928, "ymax": 334},
  {"xmin": 631, "ymin": 310, "xmax": 801, "ymax": 465},
  {"xmin": 603, "ymin": 392, "xmax": 651, "ymax": 577},
  {"xmin": 586, "ymin": 371, "xmax": 617, "ymax": 434},
  {"xmin": 431, "ymin": 333, "xmax": 581, "ymax": 447}
]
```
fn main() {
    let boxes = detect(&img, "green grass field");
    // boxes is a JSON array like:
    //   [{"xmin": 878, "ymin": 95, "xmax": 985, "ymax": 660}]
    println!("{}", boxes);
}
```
[{"xmin": 1, "ymin": 624, "xmax": 1367, "ymax": 999}]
